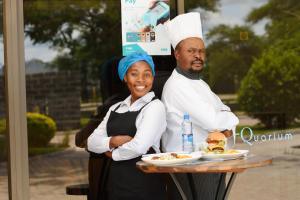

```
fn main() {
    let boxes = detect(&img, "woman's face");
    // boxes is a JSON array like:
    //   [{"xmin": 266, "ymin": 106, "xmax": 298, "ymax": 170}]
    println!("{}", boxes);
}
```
[{"xmin": 124, "ymin": 61, "xmax": 154, "ymax": 103}]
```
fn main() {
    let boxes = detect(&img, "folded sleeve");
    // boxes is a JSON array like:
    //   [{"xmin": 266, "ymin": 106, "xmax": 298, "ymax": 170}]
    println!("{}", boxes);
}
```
[
  {"xmin": 170, "ymin": 82, "xmax": 239, "ymax": 132},
  {"xmin": 112, "ymin": 100, "xmax": 166, "ymax": 161},
  {"xmin": 87, "ymin": 106, "xmax": 116, "ymax": 154}
]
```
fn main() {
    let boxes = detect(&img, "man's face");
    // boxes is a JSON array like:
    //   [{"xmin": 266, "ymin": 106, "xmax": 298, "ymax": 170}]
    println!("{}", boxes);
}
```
[{"xmin": 174, "ymin": 37, "xmax": 206, "ymax": 73}]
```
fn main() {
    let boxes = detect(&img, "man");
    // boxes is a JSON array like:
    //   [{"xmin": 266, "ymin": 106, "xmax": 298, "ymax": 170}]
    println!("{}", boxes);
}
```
[{"xmin": 161, "ymin": 12, "xmax": 239, "ymax": 200}]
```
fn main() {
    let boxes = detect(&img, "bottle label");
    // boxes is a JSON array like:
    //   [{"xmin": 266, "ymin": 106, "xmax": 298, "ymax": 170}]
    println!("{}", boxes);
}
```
[
  {"xmin": 182, "ymin": 134, "xmax": 193, "ymax": 152},
  {"xmin": 183, "ymin": 123, "xmax": 191, "ymax": 133},
  {"xmin": 182, "ymin": 116, "xmax": 193, "ymax": 152}
]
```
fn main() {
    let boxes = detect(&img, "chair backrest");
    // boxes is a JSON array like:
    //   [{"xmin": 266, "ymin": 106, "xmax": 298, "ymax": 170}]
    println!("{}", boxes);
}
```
[
  {"xmin": 100, "ymin": 57, "xmax": 129, "ymax": 103},
  {"xmin": 152, "ymin": 70, "xmax": 172, "ymax": 99}
]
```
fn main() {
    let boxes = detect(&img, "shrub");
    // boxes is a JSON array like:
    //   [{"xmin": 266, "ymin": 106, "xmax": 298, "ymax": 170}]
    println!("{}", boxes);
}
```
[
  {"xmin": 27, "ymin": 113, "xmax": 57, "ymax": 147},
  {"xmin": 238, "ymin": 47, "xmax": 300, "ymax": 128}
]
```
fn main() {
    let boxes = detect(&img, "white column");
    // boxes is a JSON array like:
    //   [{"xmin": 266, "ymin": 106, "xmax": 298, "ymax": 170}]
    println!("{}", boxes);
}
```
[
  {"xmin": 3, "ymin": 0, "xmax": 30, "ymax": 199},
  {"xmin": 177, "ymin": 0, "xmax": 185, "ymax": 14}
]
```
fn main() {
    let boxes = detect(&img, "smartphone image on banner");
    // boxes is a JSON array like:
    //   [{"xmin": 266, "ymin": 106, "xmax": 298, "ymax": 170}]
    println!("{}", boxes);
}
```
[{"xmin": 142, "ymin": 1, "xmax": 170, "ymax": 28}]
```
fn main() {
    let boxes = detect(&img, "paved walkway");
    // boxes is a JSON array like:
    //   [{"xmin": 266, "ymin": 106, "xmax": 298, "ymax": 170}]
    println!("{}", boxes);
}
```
[
  {"xmin": 0, "ymin": 130, "xmax": 299, "ymax": 200},
  {"xmin": 229, "ymin": 130, "xmax": 300, "ymax": 200},
  {"xmin": 0, "ymin": 134, "xmax": 89, "ymax": 200}
]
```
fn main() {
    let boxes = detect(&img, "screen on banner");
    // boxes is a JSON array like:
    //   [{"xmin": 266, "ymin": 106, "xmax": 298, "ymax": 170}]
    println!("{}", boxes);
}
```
[{"xmin": 121, "ymin": 0, "xmax": 171, "ymax": 55}]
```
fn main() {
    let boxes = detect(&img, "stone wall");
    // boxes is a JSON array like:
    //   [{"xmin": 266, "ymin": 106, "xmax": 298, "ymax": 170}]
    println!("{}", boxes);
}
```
[{"xmin": 0, "ymin": 71, "xmax": 81, "ymax": 130}]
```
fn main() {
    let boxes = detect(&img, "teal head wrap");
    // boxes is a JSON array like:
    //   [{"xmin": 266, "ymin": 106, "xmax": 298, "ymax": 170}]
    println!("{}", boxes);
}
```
[{"xmin": 118, "ymin": 52, "xmax": 155, "ymax": 81}]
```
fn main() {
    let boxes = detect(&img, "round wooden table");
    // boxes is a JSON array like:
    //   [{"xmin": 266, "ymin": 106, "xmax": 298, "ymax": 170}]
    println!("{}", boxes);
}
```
[{"xmin": 136, "ymin": 154, "xmax": 272, "ymax": 200}]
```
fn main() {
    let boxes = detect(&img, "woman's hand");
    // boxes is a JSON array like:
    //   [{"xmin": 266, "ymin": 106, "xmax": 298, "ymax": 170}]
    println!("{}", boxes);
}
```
[{"xmin": 109, "ymin": 135, "xmax": 133, "ymax": 149}]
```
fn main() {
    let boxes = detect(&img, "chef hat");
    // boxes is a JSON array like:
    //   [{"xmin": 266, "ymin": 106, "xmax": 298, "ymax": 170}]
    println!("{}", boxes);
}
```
[
  {"xmin": 164, "ymin": 12, "xmax": 203, "ymax": 49},
  {"xmin": 118, "ymin": 52, "xmax": 155, "ymax": 81}
]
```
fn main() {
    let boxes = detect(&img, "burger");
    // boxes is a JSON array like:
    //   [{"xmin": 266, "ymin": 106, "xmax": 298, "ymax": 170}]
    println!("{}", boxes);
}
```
[{"xmin": 206, "ymin": 131, "xmax": 227, "ymax": 153}]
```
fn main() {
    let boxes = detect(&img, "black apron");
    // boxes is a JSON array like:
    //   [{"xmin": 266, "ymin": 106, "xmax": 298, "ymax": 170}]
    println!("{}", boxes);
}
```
[{"xmin": 106, "ymin": 97, "xmax": 166, "ymax": 200}]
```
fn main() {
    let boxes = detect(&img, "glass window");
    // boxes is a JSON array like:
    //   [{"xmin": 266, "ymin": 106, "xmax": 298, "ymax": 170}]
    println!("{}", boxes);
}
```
[
  {"xmin": 24, "ymin": 1, "xmax": 122, "ymax": 199},
  {"xmin": 0, "ymin": 1, "xmax": 9, "ymax": 199},
  {"xmin": 186, "ymin": 0, "xmax": 300, "ymax": 199},
  {"xmin": 23, "ymin": 0, "xmax": 176, "ymax": 199}
]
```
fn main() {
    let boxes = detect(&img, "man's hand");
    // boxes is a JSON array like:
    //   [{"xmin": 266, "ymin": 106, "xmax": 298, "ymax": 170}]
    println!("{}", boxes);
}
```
[
  {"xmin": 109, "ymin": 135, "xmax": 133, "ymax": 149},
  {"xmin": 149, "ymin": 0, "xmax": 170, "ymax": 9},
  {"xmin": 222, "ymin": 130, "xmax": 233, "ymax": 138},
  {"xmin": 104, "ymin": 151, "xmax": 112, "ymax": 158}
]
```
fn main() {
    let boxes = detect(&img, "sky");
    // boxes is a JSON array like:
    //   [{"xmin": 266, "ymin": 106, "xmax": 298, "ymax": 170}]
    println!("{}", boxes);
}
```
[
  {"xmin": 196, "ymin": 0, "xmax": 269, "ymax": 37},
  {"xmin": 0, "ymin": 0, "xmax": 270, "ymax": 67}
]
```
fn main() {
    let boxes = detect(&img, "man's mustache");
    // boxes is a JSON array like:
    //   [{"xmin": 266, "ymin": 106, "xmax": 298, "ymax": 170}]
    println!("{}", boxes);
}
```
[{"xmin": 191, "ymin": 59, "xmax": 204, "ymax": 65}]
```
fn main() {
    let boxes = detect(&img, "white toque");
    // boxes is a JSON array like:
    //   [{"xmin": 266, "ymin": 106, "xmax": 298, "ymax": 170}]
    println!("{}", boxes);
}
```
[{"xmin": 164, "ymin": 12, "xmax": 203, "ymax": 49}]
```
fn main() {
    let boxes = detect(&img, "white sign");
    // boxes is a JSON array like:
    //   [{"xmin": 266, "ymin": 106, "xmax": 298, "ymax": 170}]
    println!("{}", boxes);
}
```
[{"xmin": 121, "ymin": 0, "xmax": 171, "ymax": 56}]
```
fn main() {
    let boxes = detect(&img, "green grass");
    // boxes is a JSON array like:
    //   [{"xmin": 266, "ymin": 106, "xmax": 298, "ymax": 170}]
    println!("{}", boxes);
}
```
[
  {"xmin": 28, "ymin": 146, "xmax": 67, "ymax": 157},
  {"xmin": 0, "ymin": 136, "xmax": 67, "ymax": 161}
]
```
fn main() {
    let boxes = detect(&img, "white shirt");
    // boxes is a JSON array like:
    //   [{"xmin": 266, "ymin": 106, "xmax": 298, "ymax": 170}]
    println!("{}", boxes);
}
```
[
  {"xmin": 87, "ymin": 92, "xmax": 166, "ymax": 161},
  {"xmin": 161, "ymin": 69, "xmax": 239, "ymax": 152}
]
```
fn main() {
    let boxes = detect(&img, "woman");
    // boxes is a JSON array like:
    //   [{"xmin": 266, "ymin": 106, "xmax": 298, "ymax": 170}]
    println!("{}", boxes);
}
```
[{"xmin": 88, "ymin": 52, "xmax": 166, "ymax": 200}]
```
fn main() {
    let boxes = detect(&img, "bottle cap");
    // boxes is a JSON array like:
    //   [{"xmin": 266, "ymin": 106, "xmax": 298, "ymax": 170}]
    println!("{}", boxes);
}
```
[{"xmin": 183, "ymin": 113, "xmax": 189, "ymax": 120}]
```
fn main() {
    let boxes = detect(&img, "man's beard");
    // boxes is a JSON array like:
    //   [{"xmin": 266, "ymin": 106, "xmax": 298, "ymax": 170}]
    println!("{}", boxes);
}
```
[
  {"xmin": 189, "ymin": 59, "xmax": 204, "ymax": 73},
  {"xmin": 188, "ymin": 68, "xmax": 202, "ymax": 73}
]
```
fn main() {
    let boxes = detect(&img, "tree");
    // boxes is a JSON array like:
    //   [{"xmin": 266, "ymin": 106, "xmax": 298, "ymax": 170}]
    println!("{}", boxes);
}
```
[
  {"xmin": 247, "ymin": 0, "xmax": 300, "ymax": 43},
  {"xmin": 205, "ymin": 25, "xmax": 263, "ymax": 93},
  {"xmin": 23, "ymin": 0, "xmax": 122, "ymax": 100},
  {"xmin": 238, "ymin": 0, "xmax": 300, "ymax": 128},
  {"xmin": 185, "ymin": 0, "xmax": 220, "ymax": 12},
  {"xmin": 238, "ymin": 36, "xmax": 300, "ymax": 128}
]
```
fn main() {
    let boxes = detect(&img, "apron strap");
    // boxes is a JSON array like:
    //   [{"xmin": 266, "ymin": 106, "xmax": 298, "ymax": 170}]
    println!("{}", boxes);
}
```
[
  {"xmin": 113, "ymin": 103, "xmax": 122, "ymax": 112},
  {"xmin": 113, "ymin": 96, "xmax": 157, "ymax": 112},
  {"xmin": 137, "ymin": 96, "xmax": 157, "ymax": 111}
]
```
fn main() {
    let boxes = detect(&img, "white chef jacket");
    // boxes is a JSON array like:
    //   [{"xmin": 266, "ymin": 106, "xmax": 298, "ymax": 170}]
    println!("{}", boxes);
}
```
[
  {"xmin": 161, "ymin": 69, "xmax": 239, "ymax": 152},
  {"xmin": 87, "ymin": 92, "xmax": 166, "ymax": 161}
]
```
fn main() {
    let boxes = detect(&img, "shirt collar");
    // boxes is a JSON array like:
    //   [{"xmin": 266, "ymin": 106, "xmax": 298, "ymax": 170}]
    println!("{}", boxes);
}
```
[
  {"xmin": 175, "ymin": 66, "xmax": 201, "ymax": 80},
  {"xmin": 119, "ymin": 91, "xmax": 155, "ymax": 107}
]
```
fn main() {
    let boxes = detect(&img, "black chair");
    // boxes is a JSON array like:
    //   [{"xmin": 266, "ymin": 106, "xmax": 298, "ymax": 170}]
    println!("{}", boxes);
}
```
[{"xmin": 66, "ymin": 184, "xmax": 89, "ymax": 198}]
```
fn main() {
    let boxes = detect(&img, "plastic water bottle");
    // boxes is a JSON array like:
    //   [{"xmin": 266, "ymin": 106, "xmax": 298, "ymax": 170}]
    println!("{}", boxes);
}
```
[{"xmin": 182, "ymin": 113, "xmax": 194, "ymax": 153}]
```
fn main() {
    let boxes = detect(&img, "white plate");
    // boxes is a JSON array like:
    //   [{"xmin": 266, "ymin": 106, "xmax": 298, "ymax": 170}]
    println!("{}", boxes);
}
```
[
  {"xmin": 201, "ymin": 149, "xmax": 249, "ymax": 160},
  {"xmin": 141, "ymin": 151, "xmax": 202, "ymax": 166}
]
